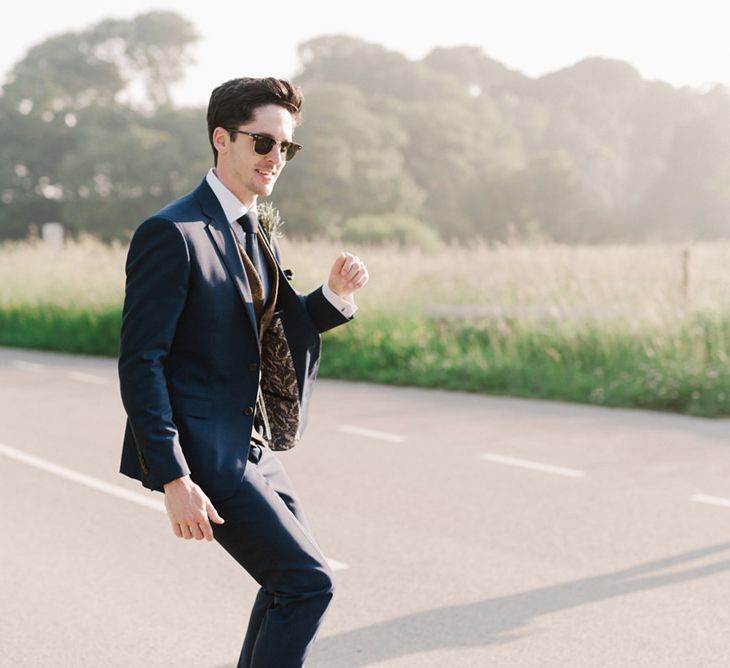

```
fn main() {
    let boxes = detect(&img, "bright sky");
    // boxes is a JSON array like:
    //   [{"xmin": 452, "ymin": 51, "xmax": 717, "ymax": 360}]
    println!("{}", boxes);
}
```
[{"xmin": 2, "ymin": 0, "xmax": 728, "ymax": 106}]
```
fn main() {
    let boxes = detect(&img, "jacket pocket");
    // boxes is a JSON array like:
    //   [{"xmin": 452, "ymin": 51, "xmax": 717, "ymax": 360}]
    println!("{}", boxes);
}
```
[{"xmin": 171, "ymin": 395, "xmax": 211, "ymax": 418}]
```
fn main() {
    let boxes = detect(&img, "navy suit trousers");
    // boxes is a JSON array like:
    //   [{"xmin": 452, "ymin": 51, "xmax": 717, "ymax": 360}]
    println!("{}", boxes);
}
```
[{"xmin": 212, "ymin": 446, "xmax": 334, "ymax": 668}]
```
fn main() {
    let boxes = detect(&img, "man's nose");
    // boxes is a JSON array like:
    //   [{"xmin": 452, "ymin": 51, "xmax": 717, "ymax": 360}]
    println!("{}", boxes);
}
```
[{"xmin": 266, "ymin": 145, "xmax": 286, "ymax": 166}]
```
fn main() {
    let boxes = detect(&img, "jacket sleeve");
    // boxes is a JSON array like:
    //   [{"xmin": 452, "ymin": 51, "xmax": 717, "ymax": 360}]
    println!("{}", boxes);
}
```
[
  {"xmin": 270, "ymin": 234, "xmax": 352, "ymax": 334},
  {"xmin": 304, "ymin": 286, "xmax": 351, "ymax": 333},
  {"xmin": 118, "ymin": 217, "xmax": 192, "ymax": 489}
]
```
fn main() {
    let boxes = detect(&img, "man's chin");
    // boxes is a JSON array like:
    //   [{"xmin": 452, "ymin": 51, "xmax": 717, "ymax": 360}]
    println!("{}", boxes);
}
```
[{"xmin": 255, "ymin": 184, "xmax": 276, "ymax": 197}]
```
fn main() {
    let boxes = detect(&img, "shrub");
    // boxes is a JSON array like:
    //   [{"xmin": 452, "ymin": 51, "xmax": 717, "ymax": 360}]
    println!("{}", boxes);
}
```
[{"xmin": 339, "ymin": 213, "xmax": 442, "ymax": 250}]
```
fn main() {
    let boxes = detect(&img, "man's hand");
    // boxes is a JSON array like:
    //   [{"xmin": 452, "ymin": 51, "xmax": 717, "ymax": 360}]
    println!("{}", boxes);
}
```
[
  {"xmin": 163, "ymin": 475, "xmax": 224, "ymax": 541},
  {"xmin": 327, "ymin": 252, "xmax": 369, "ymax": 299}
]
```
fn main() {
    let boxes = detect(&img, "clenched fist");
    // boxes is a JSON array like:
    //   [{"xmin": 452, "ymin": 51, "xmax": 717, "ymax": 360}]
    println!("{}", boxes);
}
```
[{"xmin": 327, "ymin": 252, "xmax": 368, "ymax": 300}]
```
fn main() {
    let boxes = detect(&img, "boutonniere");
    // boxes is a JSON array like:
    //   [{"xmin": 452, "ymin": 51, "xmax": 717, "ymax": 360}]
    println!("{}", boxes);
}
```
[{"xmin": 257, "ymin": 202, "xmax": 285, "ymax": 240}]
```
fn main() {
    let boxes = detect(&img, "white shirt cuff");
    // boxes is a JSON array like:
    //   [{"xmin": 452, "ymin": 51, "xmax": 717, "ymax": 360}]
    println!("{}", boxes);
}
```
[{"xmin": 322, "ymin": 283, "xmax": 357, "ymax": 318}]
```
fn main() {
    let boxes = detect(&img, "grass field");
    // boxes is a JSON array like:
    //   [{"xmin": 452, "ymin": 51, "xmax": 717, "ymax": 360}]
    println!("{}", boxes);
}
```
[{"xmin": 2, "ymin": 236, "xmax": 730, "ymax": 416}]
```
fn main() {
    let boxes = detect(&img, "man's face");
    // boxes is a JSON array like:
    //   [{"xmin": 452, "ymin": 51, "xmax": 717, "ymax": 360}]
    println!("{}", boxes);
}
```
[{"xmin": 214, "ymin": 104, "xmax": 295, "ymax": 205}]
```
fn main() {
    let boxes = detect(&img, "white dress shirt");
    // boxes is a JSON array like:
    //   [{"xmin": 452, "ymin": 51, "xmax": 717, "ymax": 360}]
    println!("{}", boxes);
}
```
[{"xmin": 205, "ymin": 168, "xmax": 356, "ymax": 318}]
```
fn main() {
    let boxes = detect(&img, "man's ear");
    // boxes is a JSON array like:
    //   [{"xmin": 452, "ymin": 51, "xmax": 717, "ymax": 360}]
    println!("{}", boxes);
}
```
[{"xmin": 212, "ymin": 127, "xmax": 229, "ymax": 156}]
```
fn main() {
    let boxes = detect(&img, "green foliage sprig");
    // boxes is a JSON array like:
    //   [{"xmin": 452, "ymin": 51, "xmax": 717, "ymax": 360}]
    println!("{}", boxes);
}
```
[{"xmin": 257, "ymin": 202, "xmax": 285, "ymax": 240}]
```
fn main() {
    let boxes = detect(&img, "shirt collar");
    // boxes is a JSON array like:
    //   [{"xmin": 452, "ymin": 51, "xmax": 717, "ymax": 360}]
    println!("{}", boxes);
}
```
[{"xmin": 205, "ymin": 168, "xmax": 255, "ymax": 223}]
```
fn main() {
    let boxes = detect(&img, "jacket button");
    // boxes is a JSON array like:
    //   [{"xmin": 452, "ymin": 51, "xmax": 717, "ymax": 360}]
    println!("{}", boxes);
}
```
[
  {"xmin": 248, "ymin": 362, "xmax": 259, "ymax": 372},
  {"xmin": 243, "ymin": 406, "xmax": 255, "ymax": 415}
]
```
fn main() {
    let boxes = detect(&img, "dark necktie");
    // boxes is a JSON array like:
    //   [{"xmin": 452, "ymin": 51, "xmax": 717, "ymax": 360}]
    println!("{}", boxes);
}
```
[{"xmin": 237, "ymin": 210, "xmax": 270, "ymax": 303}]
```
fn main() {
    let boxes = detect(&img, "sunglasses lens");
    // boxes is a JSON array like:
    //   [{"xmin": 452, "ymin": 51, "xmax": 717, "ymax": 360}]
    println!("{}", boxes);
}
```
[
  {"xmin": 284, "ymin": 143, "xmax": 301, "ymax": 161},
  {"xmin": 253, "ymin": 136, "xmax": 276, "ymax": 156},
  {"xmin": 244, "ymin": 131, "xmax": 300, "ymax": 161}
]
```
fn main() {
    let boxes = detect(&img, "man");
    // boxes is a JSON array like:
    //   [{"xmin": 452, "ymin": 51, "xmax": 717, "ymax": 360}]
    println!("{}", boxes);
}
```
[{"xmin": 118, "ymin": 77, "xmax": 368, "ymax": 667}]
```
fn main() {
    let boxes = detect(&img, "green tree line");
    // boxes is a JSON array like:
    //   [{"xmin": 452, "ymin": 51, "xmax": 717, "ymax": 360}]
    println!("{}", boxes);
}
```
[{"xmin": 2, "ymin": 11, "xmax": 729, "ymax": 244}]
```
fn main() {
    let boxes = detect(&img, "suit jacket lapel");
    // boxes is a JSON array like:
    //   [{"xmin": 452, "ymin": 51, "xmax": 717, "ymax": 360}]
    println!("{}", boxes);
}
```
[
  {"xmin": 258, "ymin": 229, "xmax": 295, "ymax": 304},
  {"xmin": 195, "ymin": 180, "xmax": 259, "ymax": 338}
]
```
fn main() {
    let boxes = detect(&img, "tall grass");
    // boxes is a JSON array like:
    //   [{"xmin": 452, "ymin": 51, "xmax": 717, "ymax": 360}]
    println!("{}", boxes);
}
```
[
  {"xmin": 0, "ymin": 236, "xmax": 125, "ymax": 354},
  {"xmin": 2, "ymin": 236, "xmax": 730, "ymax": 415}
]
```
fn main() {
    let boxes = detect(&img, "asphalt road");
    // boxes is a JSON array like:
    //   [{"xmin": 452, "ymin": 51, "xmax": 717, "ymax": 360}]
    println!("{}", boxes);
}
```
[{"xmin": 2, "ymin": 347, "xmax": 730, "ymax": 667}]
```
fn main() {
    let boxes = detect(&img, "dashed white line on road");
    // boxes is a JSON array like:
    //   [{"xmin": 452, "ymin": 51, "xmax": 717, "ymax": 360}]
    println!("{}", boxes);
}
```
[
  {"xmin": 0, "ymin": 442, "xmax": 165, "ymax": 512},
  {"xmin": 67, "ymin": 371, "xmax": 110, "ymax": 385},
  {"xmin": 0, "ymin": 441, "xmax": 350, "ymax": 569},
  {"xmin": 481, "ymin": 453, "xmax": 585, "ymax": 478},
  {"xmin": 338, "ymin": 425, "xmax": 406, "ymax": 443},
  {"xmin": 690, "ymin": 494, "xmax": 730, "ymax": 509},
  {"xmin": 11, "ymin": 360, "xmax": 45, "ymax": 372}
]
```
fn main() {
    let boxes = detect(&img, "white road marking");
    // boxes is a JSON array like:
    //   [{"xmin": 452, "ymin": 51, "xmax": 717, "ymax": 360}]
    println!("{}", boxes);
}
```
[
  {"xmin": 0, "ymin": 441, "xmax": 350, "ymax": 568},
  {"xmin": 67, "ymin": 371, "xmax": 110, "ymax": 385},
  {"xmin": 0, "ymin": 442, "xmax": 165, "ymax": 512},
  {"xmin": 11, "ymin": 360, "xmax": 45, "ymax": 372},
  {"xmin": 690, "ymin": 493, "xmax": 730, "ymax": 509},
  {"xmin": 481, "ymin": 453, "xmax": 585, "ymax": 478},
  {"xmin": 338, "ymin": 425, "xmax": 405, "ymax": 443}
]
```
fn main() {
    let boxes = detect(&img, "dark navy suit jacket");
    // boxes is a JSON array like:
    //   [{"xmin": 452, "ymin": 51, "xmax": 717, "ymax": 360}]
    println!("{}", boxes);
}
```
[{"xmin": 118, "ymin": 178, "xmax": 349, "ymax": 501}]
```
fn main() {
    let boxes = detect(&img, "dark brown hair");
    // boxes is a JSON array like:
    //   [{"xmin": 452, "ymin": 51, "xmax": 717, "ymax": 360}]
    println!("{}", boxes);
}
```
[{"xmin": 206, "ymin": 77, "xmax": 303, "ymax": 165}]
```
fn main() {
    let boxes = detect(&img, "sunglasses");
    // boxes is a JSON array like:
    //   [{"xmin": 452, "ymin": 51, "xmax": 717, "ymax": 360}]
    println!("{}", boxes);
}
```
[{"xmin": 226, "ymin": 128, "xmax": 302, "ymax": 161}]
